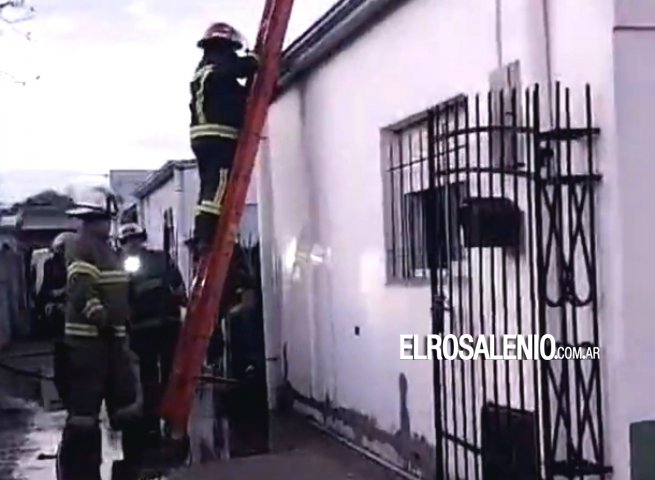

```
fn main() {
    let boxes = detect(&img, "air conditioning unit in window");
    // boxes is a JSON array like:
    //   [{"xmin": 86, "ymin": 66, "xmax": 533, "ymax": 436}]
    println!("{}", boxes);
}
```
[{"xmin": 459, "ymin": 196, "xmax": 522, "ymax": 249}]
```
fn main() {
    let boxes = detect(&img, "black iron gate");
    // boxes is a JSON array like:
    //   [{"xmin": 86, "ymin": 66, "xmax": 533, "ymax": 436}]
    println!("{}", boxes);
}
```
[{"xmin": 392, "ymin": 83, "xmax": 609, "ymax": 479}]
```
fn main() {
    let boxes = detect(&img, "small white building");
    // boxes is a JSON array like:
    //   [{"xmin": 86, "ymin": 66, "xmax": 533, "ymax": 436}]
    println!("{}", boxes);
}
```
[
  {"xmin": 260, "ymin": 0, "xmax": 655, "ymax": 479},
  {"xmin": 133, "ymin": 160, "xmax": 259, "ymax": 289}
]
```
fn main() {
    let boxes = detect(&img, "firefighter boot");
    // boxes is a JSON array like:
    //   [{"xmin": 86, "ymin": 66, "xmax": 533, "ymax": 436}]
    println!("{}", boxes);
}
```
[
  {"xmin": 121, "ymin": 421, "xmax": 146, "ymax": 467},
  {"xmin": 187, "ymin": 236, "xmax": 206, "ymax": 274},
  {"xmin": 57, "ymin": 422, "xmax": 102, "ymax": 480},
  {"xmin": 194, "ymin": 211, "xmax": 219, "ymax": 256},
  {"xmin": 141, "ymin": 415, "xmax": 162, "ymax": 452},
  {"xmin": 153, "ymin": 433, "xmax": 190, "ymax": 469},
  {"xmin": 110, "ymin": 460, "xmax": 140, "ymax": 480},
  {"xmin": 148, "ymin": 422, "xmax": 163, "ymax": 449}
]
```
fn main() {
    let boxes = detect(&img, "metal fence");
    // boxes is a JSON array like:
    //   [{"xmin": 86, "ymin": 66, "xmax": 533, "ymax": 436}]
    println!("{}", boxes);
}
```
[{"xmin": 385, "ymin": 83, "xmax": 608, "ymax": 479}]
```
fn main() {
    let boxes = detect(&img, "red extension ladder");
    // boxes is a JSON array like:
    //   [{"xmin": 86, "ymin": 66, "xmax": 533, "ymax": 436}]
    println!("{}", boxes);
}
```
[{"xmin": 160, "ymin": 0, "xmax": 295, "ymax": 434}]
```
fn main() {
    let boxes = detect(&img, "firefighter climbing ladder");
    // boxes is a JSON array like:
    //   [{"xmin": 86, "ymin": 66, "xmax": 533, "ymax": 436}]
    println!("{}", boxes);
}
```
[{"xmin": 160, "ymin": 0, "xmax": 295, "ymax": 434}]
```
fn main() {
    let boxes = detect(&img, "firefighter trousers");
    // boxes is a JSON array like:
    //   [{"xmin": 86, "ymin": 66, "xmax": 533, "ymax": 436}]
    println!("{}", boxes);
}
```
[
  {"xmin": 129, "ymin": 321, "xmax": 180, "ymax": 442},
  {"xmin": 191, "ymin": 137, "xmax": 238, "ymax": 255},
  {"xmin": 58, "ymin": 336, "xmax": 142, "ymax": 480}
]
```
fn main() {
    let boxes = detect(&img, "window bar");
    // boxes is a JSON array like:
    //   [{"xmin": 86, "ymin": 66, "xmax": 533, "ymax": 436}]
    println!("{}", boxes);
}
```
[
  {"xmin": 404, "ymin": 132, "xmax": 413, "ymax": 280},
  {"xmin": 464, "ymin": 96, "xmax": 481, "ymax": 480},
  {"xmin": 443, "ymin": 102, "xmax": 461, "ymax": 479},
  {"xmin": 408, "ymin": 128, "xmax": 417, "ymax": 276},
  {"xmin": 419, "ymin": 126, "xmax": 428, "ymax": 275},
  {"xmin": 499, "ymin": 89, "xmax": 514, "ymax": 446},
  {"xmin": 475, "ymin": 93, "xmax": 488, "ymax": 480},
  {"xmin": 434, "ymin": 103, "xmax": 451, "ymax": 478},
  {"xmin": 397, "ymin": 133, "xmax": 407, "ymax": 279},
  {"xmin": 525, "ymin": 85, "xmax": 543, "ymax": 480},
  {"xmin": 389, "ymin": 139, "xmax": 398, "ymax": 279},
  {"xmin": 511, "ymin": 87, "xmax": 527, "ymax": 413},
  {"xmin": 485, "ymin": 90, "xmax": 502, "ymax": 448},
  {"xmin": 453, "ymin": 99, "xmax": 470, "ymax": 479}
]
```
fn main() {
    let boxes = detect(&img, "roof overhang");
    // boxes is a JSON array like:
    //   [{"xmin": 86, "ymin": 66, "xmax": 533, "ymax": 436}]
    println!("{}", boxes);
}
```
[
  {"xmin": 133, "ymin": 160, "xmax": 196, "ymax": 200},
  {"xmin": 277, "ymin": 0, "xmax": 412, "ymax": 96}
]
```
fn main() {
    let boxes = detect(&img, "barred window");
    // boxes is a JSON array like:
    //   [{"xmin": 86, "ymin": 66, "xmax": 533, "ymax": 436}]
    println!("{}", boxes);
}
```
[{"xmin": 383, "ymin": 97, "xmax": 468, "ymax": 283}]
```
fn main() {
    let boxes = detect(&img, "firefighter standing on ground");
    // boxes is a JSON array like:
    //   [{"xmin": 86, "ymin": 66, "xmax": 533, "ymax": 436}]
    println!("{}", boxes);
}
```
[
  {"xmin": 45, "ymin": 232, "xmax": 75, "ymax": 408},
  {"xmin": 207, "ymin": 241, "xmax": 257, "ymax": 370},
  {"xmin": 35, "ymin": 236, "xmax": 69, "ymax": 338},
  {"xmin": 117, "ymin": 223, "xmax": 187, "ymax": 452},
  {"xmin": 57, "ymin": 187, "xmax": 142, "ymax": 480},
  {"xmin": 209, "ymin": 242, "xmax": 267, "ymax": 457},
  {"xmin": 189, "ymin": 22, "xmax": 259, "ymax": 261}
]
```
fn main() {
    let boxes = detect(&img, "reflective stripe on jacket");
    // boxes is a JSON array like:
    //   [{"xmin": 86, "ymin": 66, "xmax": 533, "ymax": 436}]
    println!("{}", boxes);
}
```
[{"xmin": 65, "ymin": 232, "xmax": 130, "ymax": 339}]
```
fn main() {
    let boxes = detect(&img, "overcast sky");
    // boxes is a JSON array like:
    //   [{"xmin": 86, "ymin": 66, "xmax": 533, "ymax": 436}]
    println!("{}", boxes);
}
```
[{"xmin": 0, "ymin": 0, "xmax": 336, "ymax": 202}]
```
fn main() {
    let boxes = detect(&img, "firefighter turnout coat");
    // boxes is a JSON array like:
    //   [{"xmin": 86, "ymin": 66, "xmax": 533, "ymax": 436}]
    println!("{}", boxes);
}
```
[
  {"xmin": 66, "ymin": 232, "xmax": 130, "ymax": 339},
  {"xmin": 127, "ymin": 249, "xmax": 187, "ymax": 332},
  {"xmin": 189, "ymin": 48, "xmax": 258, "ymax": 144},
  {"xmin": 63, "ymin": 230, "xmax": 141, "ymax": 426}
]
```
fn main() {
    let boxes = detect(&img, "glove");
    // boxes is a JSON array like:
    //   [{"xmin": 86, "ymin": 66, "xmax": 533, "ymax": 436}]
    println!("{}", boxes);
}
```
[
  {"xmin": 171, "ymin": 285, "xmax": 188, "ymax": 306},
  {"xmin": 245, "ymin": 49, "xmax": 260, "ymax": 63},
  {"xmin": 89, "ymin": 306, "xmax": 109, "ymax": 332},
  {"xmin": 228, "ymin": 303, "xmax": 242, "ymax": 316},
  {"xmin": 241, "ymin": 289, "xmax": 256, "ymax": 310}
]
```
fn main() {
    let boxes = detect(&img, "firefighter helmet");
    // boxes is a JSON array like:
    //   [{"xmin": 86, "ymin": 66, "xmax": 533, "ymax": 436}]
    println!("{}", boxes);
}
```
[
  {"xmin": 65, "ymin": 185, "xmax": 118, "ymax": 219},
  {"xmin": 197, "ymin": 22, "xmax": 244, "ymax": 49},
  {"xmin": 51, "ymin": 231, "xmax": 75, "ymax": 254},
  {"xmin": 117, "ymin": 223, "xmax": 147, "ymax": 243}
]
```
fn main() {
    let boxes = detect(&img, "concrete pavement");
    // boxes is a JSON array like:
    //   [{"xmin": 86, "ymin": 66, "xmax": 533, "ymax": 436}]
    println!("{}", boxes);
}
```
[
  {"xmin": 169, "ymin": 414, "xmax": 405, "ymax": 480},
  {"xmin": 0, "ymin": 342, "xmax": 406, "ymax": 480}
]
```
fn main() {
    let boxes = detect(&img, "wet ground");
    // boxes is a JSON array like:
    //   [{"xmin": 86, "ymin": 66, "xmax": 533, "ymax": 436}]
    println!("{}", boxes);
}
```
[
  {"xmin": 0, "ymin": 396, "xmax": 123, "ymax": 480},
  {"xmin": 0, "ymin": 341, "xmax": 125, "ymax": 480},
  {"xmin": 171, "ymin": 414, "xmax": 406, "ymax": 480},
  {"xmin": 0, "ymin": 395, "xmax": 63, "ymax": 480},
  {"xmin": 0, "ymin": 342, "xmax": 405, "ymax": 480}
]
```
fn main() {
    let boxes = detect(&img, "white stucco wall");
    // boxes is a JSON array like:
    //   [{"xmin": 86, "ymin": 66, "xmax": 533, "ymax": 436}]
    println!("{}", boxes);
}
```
[
  {"xmin": 139, "ymin": 164, "xmax": 261, "ymax": 290},
  {"xmin": 262, "ymin": 0, "xmax": 621, "ymax": 477},
  {"xmin": 607, "ymin": 0, "xmax": 655, "ymax": 478},
  {"xmin": 138, "ymin": 175, "xmax": 192, "ymax": 284}
]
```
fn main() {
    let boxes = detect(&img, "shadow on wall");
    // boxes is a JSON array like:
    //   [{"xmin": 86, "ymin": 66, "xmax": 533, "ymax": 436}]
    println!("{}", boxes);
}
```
[{"xmin": 277, "ymin": 362, "xmax": 435, "ymax": 478}]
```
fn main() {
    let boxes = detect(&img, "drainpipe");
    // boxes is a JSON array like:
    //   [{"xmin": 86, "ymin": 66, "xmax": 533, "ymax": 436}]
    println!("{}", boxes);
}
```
[
  {"xmin": 298, "ymin": 82, "xmax": 320, "ymax": 402},
  {"xmin": 541, "ymin": 0, "xmax": 554, "ymax": 126},
  {"xmin": 174, "ymin": 166, "xmax": 184, "ymax": 246},
  {"xmin": 173, "ymin": 166, "xmax": 186, "ymax": 277},
  {"xmin": 138, "ymin": 200, "xmax": 146, "ymax": 231},
  {"xmin": 257, "ymin": 122, "xmax": 284, "ymax": 410}
]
